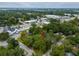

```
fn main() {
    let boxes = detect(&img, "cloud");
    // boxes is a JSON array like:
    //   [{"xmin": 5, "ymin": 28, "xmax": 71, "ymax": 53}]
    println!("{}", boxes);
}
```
[{"xmin": 0, "ymin": 2, "xmax": 79, "ymax": 8}]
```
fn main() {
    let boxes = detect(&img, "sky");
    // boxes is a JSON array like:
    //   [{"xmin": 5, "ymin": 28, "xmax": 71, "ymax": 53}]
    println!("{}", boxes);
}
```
[{"xmin": 0, "ymin": 2, "xmax": 79, "ymax": 8}]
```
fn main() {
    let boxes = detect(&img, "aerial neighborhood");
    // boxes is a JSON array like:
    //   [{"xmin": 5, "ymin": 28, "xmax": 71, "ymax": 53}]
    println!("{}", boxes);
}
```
[{"xmin": 0, "ymin": 7, "xmax": 79, "ymax": 56}]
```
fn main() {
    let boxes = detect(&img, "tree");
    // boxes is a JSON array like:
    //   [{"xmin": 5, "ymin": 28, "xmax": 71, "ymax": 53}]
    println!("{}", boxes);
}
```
[
  {"xmin": 7, "ymin": 38, "xmax": 19, "ymax": 49},
  {"xmin": 67, "ymin": 33, "xmax": 79, "ymax": 45},
  {"xmin": 7, "ymin": 17, "xmax": 19, "ymax": 26},
  {"xmin": 64, "ymin": 39, "xmax": 72, "ymax": 52},
  {"xmin": 18, "ymin": 31, "xmax": 33, "ymax": 47},
  {"xmin": 32, "ymin": 35, "xmax": 46, "ymax": 55},
  {"xmin": 50, "ymin": 45, "xmax": 65, "ymax": 56},
  {"xmin": 44, "ymin": 19, "xmax": 60, "ymax": 33},
  {"xmin": 18, "ymin": 30, "xmax": 51, "ymax": 55},
  {"xmin": 0, "ymin": 46, "xmax": 24, "ymax": 56},
  {"xmin": 60, "ymin": 21, "xmax": 78, "ymax": 35},
  {"xmin": 0, "ymin": 32, "xmax": 9, "ymax": 41}
]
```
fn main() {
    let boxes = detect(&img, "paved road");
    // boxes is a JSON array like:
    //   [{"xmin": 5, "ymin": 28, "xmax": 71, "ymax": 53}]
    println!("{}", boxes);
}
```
[
  {"xmin": 43, "ymin": 35, "xmax": 65, "ymax": 56},
  {"xmin": 11, "ymin": 31, "xmax": 34, "ymax": 56},
  {"xmin": 43, "ymin": 49, "xmax": 51, "ymax": 56},
  {"xmin": 19, "ymin": 42, "xmax": 34, "ymax": 56}
]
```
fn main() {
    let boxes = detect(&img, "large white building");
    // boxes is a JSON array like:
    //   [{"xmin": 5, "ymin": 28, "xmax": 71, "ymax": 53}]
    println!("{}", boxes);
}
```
[
  {"xmin": 45, "ymin": 15, "xmax": 75, "ymax": 23},
  {"xmin": 45, "ymin": 15, "xmax": 61, "ymax": 19}
]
